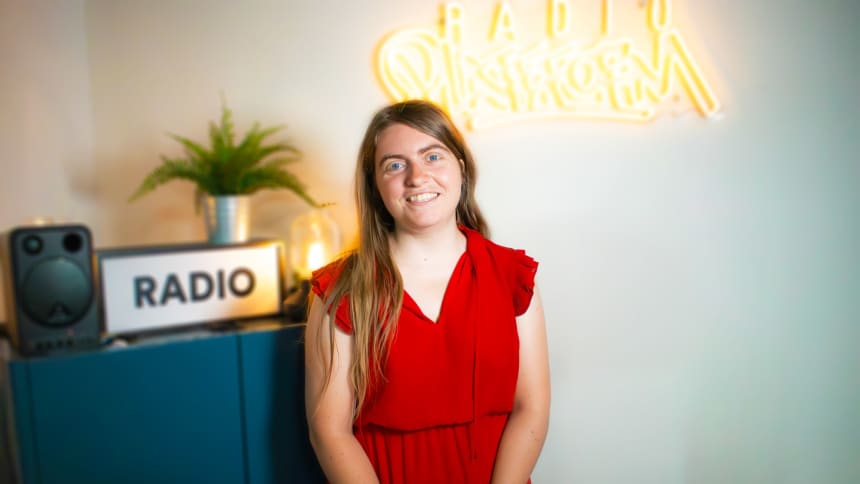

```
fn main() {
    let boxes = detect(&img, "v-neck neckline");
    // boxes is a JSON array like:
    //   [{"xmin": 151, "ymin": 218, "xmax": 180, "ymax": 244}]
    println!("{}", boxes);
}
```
[{"xmin": 402, "ymin": 242, "xmax": 469, "ymax": 325}]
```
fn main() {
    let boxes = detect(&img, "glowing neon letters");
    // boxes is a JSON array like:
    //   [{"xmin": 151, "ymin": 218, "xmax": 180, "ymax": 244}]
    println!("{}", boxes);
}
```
[{"xmin": 376, "ymin": 0, "xmax": 720, "ymax": 128}]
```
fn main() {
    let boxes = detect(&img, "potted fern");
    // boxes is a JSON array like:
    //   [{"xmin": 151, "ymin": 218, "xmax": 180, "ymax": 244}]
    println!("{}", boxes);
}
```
[{"xmin": 130, "ymin": 103, "xmax": 318, "ymax": 244}]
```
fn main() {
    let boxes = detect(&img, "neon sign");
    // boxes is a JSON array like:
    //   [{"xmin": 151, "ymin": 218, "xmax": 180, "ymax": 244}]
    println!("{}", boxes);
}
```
[{"xmin": 376, "ymin": 0, "xmax": 721, "ymax": 129}]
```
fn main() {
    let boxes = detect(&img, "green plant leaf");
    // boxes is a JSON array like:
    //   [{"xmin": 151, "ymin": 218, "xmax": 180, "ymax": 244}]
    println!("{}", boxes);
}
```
[
  {"xmin": 256, "ymin": 156, "xmax": 300, "ymax": 169},
  {"xmin": 129, "ymin": 100, "xmax": 316, "ymax": 207},
  {"xmin": 129, "ymin": 158, "xmax": 212, "ymax": 201},
  {"xmin": 235, "ymin": 124, "xmax": 281, "ymax": 160},
  {"xmin": 237, "ymin": 162, "xmax": 319, "ymax": 207},
  {"xmin": 207, "ymin": 103, "xmax": 237, "ymax": 164},
  {"xmin": 168, "ymin": 133, "xmax": 210, "ymax": 164}
]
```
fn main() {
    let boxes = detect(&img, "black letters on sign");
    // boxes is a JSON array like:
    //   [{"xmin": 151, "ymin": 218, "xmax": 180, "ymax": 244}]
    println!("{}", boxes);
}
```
[
  {"xmin": 190, "ymin": 271, "xmax": 213, "ymax": 302},
  {"xmin": 135, "ymin": 276, "xmax": 157, "ymax": 308},
  {"xmin": 133, "ymin": 268, "xmax": 257, "ymax": 308},
  {"xmin": 229, "ymin": 268, "xmax": 255, "ymax": 297},
  {"xmin": 160, "ymin": 273, "xmax": 188, "ymax": 305}
]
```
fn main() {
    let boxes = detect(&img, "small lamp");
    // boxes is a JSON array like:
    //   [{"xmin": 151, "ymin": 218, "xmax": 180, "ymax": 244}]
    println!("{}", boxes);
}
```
[{"xmin": 283, "ymin": 208, "xmax": 341, "ymax": 321}]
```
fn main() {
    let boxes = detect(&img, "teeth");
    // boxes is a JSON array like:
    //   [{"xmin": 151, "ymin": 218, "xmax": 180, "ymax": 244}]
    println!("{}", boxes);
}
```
[{"xmin": 407, "ymin": 193, "xmax": 438, "ymax": 202}]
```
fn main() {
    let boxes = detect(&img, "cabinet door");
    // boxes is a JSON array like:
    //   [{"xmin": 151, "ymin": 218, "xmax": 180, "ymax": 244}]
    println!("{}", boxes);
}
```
[
  {"xmin": 239, "ymin": 324, "xmax": 324, "ymax": 484},
  {"xmin": 10, "ymin": 333, "xmax": 246, "ymax": 484}
]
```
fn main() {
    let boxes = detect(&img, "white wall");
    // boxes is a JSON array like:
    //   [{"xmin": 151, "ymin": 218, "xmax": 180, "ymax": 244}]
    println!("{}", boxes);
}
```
[
  {"xmin": 0, "ymin": 0, "xmax": 94, "ymax": 328},
  {"xmin": 3, "ymin": 0, "xmax": 860, "ymax": 482}
]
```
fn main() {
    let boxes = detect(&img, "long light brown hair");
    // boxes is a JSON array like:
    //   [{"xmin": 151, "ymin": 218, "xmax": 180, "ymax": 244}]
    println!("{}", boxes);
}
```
[{"xmin": 318, "ymin": 100, "xmax": 488, "ymax": 418}]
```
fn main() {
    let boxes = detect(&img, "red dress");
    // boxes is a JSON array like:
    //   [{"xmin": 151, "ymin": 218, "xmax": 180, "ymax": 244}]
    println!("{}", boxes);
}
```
[{"xmin": 311, "ymin": 227, "xmax": 538, "ymax": 484}]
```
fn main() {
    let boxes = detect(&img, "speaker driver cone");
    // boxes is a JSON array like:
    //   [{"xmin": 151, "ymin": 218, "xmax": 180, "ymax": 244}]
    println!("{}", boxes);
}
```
[{"xmin": 21, "ymin": 257, "xmax": 93, "ymax": 326}]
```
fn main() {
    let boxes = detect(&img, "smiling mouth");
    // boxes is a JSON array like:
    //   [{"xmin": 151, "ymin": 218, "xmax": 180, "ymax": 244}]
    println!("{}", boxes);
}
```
[{"xmin": 406, "ymin": 193, "xmax": 439, "ymax": 203}]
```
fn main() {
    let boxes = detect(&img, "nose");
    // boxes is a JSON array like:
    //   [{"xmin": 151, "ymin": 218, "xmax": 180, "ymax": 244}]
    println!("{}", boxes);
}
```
[{"xmin": 406, "ymin": 163, "xmax": 429, "ymax": 186}]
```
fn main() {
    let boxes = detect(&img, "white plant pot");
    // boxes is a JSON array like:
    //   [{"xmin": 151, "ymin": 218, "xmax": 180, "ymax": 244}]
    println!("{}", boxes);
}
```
[{"xmin": 202, "ymin": 195, "xmax": 250, "ymax": 244}]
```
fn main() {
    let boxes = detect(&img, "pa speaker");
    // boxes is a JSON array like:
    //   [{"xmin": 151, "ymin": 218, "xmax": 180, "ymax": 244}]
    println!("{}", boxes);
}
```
[{"xmin": 1, "ymin": 224, "xmax": 100, "ymax": 356}]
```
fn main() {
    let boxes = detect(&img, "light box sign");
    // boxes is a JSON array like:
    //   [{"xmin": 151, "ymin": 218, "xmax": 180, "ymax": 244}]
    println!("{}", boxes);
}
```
[
  {"xmin": 96, "ymin": 241, "xmax": 285, "ymax": 336},
  {"xmin": 376, "ymin": 0, "xmax": 720, "ymax": 129}
]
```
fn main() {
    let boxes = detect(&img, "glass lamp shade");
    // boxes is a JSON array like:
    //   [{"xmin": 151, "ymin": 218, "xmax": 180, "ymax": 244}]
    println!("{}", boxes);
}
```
[{"xmin": 289, "ymin": 208, "xmax": 341, "ymax": 282}]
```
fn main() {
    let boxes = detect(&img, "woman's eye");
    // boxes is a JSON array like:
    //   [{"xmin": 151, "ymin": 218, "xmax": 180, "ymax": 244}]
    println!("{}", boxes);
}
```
[
  {"xmin": 427, "ymin": 153, "xmax": 440, "ymax": 161},
  {"xmin": 387, "ymin": 161, "xmax": 405, "ymax": 171}
]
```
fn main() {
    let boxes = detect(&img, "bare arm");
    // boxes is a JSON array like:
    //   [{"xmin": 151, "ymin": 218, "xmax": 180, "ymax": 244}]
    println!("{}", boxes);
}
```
[
  {"xmin": 304, "ymin": 296, "xmax": 379, "ymax": 484},
  {"xmin": 491, "ymin": 285, "xmax": 551, "ymax": 484}
]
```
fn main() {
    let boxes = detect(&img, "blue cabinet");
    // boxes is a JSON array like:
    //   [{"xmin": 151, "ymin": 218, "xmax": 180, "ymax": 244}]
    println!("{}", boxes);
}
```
[
  {"xmin": 238, "ymin": 325, "xmax": 324, "ymax": 484},
  {"xmin": 1, "ymin": 322, "xmax": 324, "ymax": 484}
]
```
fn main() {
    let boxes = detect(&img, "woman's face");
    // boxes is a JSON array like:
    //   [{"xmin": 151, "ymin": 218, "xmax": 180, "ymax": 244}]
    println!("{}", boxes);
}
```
[{"xmin": 374, "ymin": 123, "xmax": 463, "ymax": 235}]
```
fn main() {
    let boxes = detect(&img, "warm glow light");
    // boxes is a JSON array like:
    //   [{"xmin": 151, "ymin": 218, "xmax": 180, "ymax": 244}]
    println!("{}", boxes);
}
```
[
  {"xmin": 549, "ymin": 0, "xmax": 570, "ymax": 39},
  {"xmin": 306, "ymin": 242, "xmax": 326, "ymax": 275},
  {"xmin": 376, "ymin": 0, "xmax": 721, "ymax": 129},
  {"xmin": 290, "ymin": 209, "xmax": 341, "ymax": 282},
  {"xmin": 294, "ymin": 240, "xmax": 329, "ymax": 281},
  {"xmin": 490, "ymin": 2, "xmax": 518, "ymax": 42}
]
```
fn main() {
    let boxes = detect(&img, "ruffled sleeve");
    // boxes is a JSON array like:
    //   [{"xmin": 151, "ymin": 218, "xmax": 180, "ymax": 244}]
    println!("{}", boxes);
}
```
[
  {"xmin": 462, "ymin": 227, "xmax": 539, "ymax": 317},
  {"xmin": 310, "ymin": 261, "xmax": 353, "ymax": 333},
  {"xmin": 509, "ymin": 249, "xmax": 538, "ymax": 316}
]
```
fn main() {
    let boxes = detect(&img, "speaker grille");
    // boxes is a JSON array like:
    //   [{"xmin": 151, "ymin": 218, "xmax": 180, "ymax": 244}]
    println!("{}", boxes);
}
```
[
  {"xmin": 21, "ymin": 257, "xmax": 93, "ymax": 326},
  {"xmin": 2, "ymin": 224, "xmax": 100, "ymax": 356}
]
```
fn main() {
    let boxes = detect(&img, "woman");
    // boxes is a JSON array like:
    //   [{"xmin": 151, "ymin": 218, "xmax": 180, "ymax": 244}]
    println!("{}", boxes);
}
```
[{"xmin": 305, "ymin": 100, "xmax": 550, "ymax": 483}]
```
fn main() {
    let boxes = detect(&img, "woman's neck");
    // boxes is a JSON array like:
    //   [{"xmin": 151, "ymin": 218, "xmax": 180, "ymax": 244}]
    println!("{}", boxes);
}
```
[{"xmin": 389, "ymin": 223, "xmax": 466, "ymax": 265}]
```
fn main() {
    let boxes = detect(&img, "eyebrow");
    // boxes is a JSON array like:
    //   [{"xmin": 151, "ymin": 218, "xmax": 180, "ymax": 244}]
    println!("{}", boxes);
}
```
[{"xmin": 377, "ymin": 143, "xmax": 451, "ymax": 167}]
